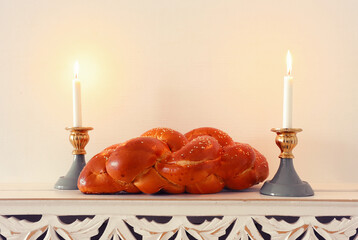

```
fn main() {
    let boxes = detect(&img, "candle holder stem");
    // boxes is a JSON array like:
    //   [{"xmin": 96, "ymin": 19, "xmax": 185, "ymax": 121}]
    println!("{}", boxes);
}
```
[
  {"xmin": 54, "ymin": 127, "xmax": 93, "ymax": 190},
  {"xmin": 260, "ymin": 128, "xmax": 314, "ymax": 197}
]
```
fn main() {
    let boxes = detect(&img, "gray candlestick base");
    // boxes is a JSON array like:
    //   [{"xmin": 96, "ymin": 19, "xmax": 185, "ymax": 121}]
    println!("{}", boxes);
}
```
[
  {"xmin": 54, "ymin": 154, "xmax": 86, "ymax": 190},
  {"xmin": 260, "ymin": 158, "xmax": 314, "ymax": 197}
]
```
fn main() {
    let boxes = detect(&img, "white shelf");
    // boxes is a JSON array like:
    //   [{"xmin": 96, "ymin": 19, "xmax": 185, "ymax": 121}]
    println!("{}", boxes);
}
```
[
  {"xmin": 0, "ymin": 184, "xmax": 357, "ymax": 239},
  {"xmin": 0, "ymin": 184, "xmax": 357, "ymax": 216}
]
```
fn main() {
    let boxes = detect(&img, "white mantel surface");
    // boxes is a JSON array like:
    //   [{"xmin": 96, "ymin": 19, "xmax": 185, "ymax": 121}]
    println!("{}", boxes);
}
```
[{"xmin": 0, "ymin": 184, "xmax": 357, "ymax": 216}]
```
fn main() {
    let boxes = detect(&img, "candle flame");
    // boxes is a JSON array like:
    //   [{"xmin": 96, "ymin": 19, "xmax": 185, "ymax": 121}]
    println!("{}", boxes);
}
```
[
  {"xmin": 286, "ymin": 50, "xmax": 292, "ymax": 75},
  {"xmin": 74, "ymin": 61, "xmax": 79, "ymax": 79}
]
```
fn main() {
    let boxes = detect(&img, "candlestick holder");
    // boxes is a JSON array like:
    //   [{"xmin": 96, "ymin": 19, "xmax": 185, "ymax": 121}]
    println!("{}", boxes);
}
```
[
  {"xmin": 260, "ymin": 128, "xmax": 314, "ymax": 197},
  {"xmin": 54, "ymin": 127, "xmax": 93, "ymax": 190}
]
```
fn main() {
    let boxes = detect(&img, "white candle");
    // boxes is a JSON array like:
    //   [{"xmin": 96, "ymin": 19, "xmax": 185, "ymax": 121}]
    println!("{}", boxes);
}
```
[
  {"xmin": 283, "ymin": 50, "xmax": 293, "ymax": 128},
  {"xmin": 73, "ymin": 61, "xmax": 82, "ymax": 127}
]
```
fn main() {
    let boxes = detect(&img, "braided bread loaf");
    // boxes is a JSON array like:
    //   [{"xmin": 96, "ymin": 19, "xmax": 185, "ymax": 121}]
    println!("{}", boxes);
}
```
[{"xmin": 78, "ymin": 127, "xmax": 268, "ymax": 194}]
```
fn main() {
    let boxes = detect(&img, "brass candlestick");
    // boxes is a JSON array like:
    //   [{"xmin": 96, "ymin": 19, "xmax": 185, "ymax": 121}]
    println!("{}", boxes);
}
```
[
  {"xmin": 54, "ymin": 127, "xmax": 93, "ymax": 190},
  {"xmin": 260, "ymin": 128, "xmax": 314, "ymax": 197}
]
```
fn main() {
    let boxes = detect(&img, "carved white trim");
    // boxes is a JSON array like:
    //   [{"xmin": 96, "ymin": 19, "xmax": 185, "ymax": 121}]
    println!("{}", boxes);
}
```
[
  {"xmin": 255, "ymin": 216, "xmax": 358, "ymax": 240},
  {"xmin": 126, "ymin": 216, "xmax": 235, "ymax": 240},
  {"xmin": 0, "ymin": 215, "xmax": 357, "ymax": 239},
  {"xmin": 227, "ymin": 216, "xmax": 264, "ymax": 240},
  {"xmin": 0, "ymin": 215, "xmax": 105, "ymax": 240}
]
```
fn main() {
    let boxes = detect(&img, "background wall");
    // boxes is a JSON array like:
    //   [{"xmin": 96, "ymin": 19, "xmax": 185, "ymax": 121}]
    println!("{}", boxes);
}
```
[{"xmin": 0, "ymin": 0, "xmax": 357, "ymax": 187}]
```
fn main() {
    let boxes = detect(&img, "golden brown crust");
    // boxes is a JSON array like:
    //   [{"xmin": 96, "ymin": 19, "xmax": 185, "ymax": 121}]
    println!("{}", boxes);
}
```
[
  {"xmin": 156, "ymin": 136, "xmax": 222, "ymax": 186},
  {"xmin": 224, "ymin": 144, "xmax": 269, "ymax": 190},
  {"xmin": 106, "ymin": 137, "xmax": 171, "ymax": 182},
  {"xmin": 186, "ymin": 174, "xmax": 225, "ymax": 194},
  {"xmin": 134, "ymin": 167, "xmax": 185, "ymax": 194},
  {"xmin": 77, "ymin": 150, "xmax": 126, "ymax": 194},
  {"xmin": 218, "ymin": 143, "xmax": 255, "ymax": 183},
  {"xmin": 185, "ymin": 127, "xmax": 234, "ymax": 147},
  {"xmin": 141, "ymin": 127, "xmax": 188, "ymax": 152}
]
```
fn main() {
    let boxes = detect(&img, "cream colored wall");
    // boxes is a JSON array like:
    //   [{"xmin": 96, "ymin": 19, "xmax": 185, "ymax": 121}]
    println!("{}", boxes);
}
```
[{"xmin": 0, "ymin": 0, "xmax": 357, "ymax": 186}]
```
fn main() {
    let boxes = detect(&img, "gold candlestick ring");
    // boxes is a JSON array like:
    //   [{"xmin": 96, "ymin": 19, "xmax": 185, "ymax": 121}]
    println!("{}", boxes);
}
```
[
  {"xmin": 67, "ymin": 127, "xmax": 93, "ymax": 155},
  {"xmin": 272, "ymin": 128, "xmax": 302, "ymax": 159}
]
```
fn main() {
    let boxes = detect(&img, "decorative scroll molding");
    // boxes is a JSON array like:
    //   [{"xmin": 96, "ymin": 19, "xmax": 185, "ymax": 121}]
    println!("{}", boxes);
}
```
[
  {"xmin": 125, "ymin": 216, "xmax": 234, "ymax": 240},
  {"xmin": 0, "ymin": 215, "xmax": 357, "ymax": 239},
  {"xmin": 227, "ymin": 216, "xmax": 265, "ymax": 240},
  {"xmin": 256, "ymin": 216, "xmax": 358, "ymax": 240},
  {"xmin": 0, "ymin": 215, "xmax": 104, "ymax": 240}
]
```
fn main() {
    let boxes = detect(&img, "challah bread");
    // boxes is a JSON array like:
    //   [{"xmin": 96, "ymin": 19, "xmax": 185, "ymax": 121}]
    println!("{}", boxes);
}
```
[
  {"xmin": 141, "ymin": 127, "xmax": 188, "ymax": 152},
  {"xmin": 78, "ymin": 144, "xmax": 139, "ymax": 194},
  {"xmin": 186, "ymin": 174, "xmax": 225, "ymax": 194},
  {"xmin": 78, "ymin": 127, "xmax": 269, "ymax": 194},
  {"xmin": 102, "ymin": 136, "xmax": 184, "ymax": 194},
  {"xmin": 224, "ymin": 143, "xmax": 269, "ymax": 190},
  {"xmin": 156, "ymin": 136, "xmax": 222, "ymax": 187},
  {"xmin": 218, "ymin": 143, "xmax": 256, "ymax": 184},
  {"xmin": 133, "ymin": 167, "xmax": 185, "ymax": 194},
  {"xmin": 106, "ymin": 137, "xmax": 171, "ymax": 182},
  {"xmin": 185, "ymin": 127, "xmax": 234, "ymax": 147}
]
